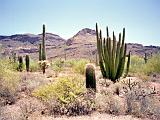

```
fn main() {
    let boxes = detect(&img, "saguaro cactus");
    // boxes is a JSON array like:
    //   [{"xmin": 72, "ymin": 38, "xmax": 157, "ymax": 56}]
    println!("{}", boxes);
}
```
[
  {"xmin": 39, "ymin": 43, "xmax": 42, "ymax": 61},
  {"xmin": 144, "ymin": 53, "xmax": 148, "ymax": 64},
  {"xmin": 85, "ymin": 64, "xmax": 96, "ymax": 91},
  {"xmin": 39, "ymin": 24, "xmax": 47, "ymax": 74},
  {"xmin": 18, "ymin": 56, "xmax": 23, "ymax": 72},
  {"xmin": 25, "ymin": 55, "xmax": 30, "ymax": 72},
  {"xmin": 96, "ymin": 23, "xmax": 130, "ymax": 82},
  {"xmin": 42, "ymin": 24, "xmax": 46, "ymax": 60},
  {"xmin": 13, "ymin": 53, "xmax": 16, "ymax": 63}
]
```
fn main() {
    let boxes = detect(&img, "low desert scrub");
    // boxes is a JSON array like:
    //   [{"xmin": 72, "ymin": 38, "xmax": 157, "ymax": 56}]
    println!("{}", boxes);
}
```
[
  {"xmin": 30, "ymin": 60, "xmax": 40, "ymax": 72},
  {"xmin": 96, "ymin": 78, "xmax": 160, "ymax": 119},
  {"xmin": 129, "ymin": 54, "xmax": 160, "ymax": 80},
  {"xmin": 32, "ymin": 75, "xmax": 85, "ymax": 102},
  {"xmin": 144, "ymin": 54, "xmax": 160, "ymax": 74},
  {"xmin": 66, "ymin": 59, "xmax": 89, "ymax": 74},
  {"xmin": 51, "ymin": 58, "xmax": 65, "ymax": 76},
  {"xmin": 32, "ymin": 75, "xmax": 95, "ymax": 116},
  {"xmin": 0, "ymin": 59, "xmax": 20, "ymax": 105}
]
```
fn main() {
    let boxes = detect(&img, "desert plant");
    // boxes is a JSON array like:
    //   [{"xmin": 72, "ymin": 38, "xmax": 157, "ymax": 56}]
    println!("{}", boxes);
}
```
[
  {"xmin": 144, "ymin": 53, "xmax": 148, "ymax": 64},
  {"xmin": 12, "ymin": 52, "xmax": 16, "ymax": 63},
  {"xmin": 85, "ymin": 64, "xmax": 96, "ymax": 91},
  {"xmin": 25, "ymin": 55, "xmax": 30, "ymax": 72},
  {"xmin": 51, "ymin": 59, "xmax": 64, "ymax": 77},
  {"xmin": 30, "ymin": 60, "xmax": 40, "ymax": 72},
  {"xmin": 42, "ymin": 24, "xmax": 46, "ymax": 61},
  {"xmin": 72, "ymin": 59, "xmax": 89, "ymax": 74},
  {"xmin": 39, "ymin": 43, "xmax": 42, "ymax": 61},
  {"xmin": 32, "ymin": 75, "xmax": 85, "ymax": 103},
  {"xmin": 96, "ymin": 23, "xmax": 130, "ymax": 82},
  {"xmin": 18, "ymin": 56, "xmax": 23, "ymax": 72},
  {"xmin": 0, "ymin": 59, "xmax": 20, "ymax": 106}
]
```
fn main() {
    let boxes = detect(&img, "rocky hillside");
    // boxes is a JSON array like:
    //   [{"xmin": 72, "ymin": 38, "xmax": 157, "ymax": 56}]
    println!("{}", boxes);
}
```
[
  {"xmin": 0, "ymin": 28, "xmax": 160, "ymax": 60},
  {"xmin": 0, "ymin": 33, "xmax": 66, "ymax": 59}
]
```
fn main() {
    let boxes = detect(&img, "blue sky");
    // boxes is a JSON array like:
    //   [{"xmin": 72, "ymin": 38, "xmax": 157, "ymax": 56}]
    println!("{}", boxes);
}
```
[{"xmin": 0, "ymin": 0, "xmax": 160, "ymax": 46}]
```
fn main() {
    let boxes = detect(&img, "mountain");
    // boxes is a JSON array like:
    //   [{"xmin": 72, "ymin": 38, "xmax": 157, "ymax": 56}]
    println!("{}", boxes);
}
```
[
  {"xmin": 0, "ymin": 33, "xmax": 66, "ymax": 59},
  {"xmin": 0, "ymin": 28, "xmax": 160, "ymax": 60}
]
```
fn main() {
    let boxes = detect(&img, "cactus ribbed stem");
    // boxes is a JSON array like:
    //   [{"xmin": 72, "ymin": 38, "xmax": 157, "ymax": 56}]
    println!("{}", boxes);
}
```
[
  {"xmin": 25, "ymin": 55, "xmax": 30, "ymax": 72},
  {"xmin": 86, "ymin": 64, "xmax": 96, "ymax": 91},
  {"xmin": 42, "ymin": 24, "xmax": 46, "ymax": 60},
  {"xmin": 96, "ymin": 23, "xmax": 130, "ymax": 82},
  {"xmin": 39, "ymin": 43, "xmax": 42, "ymax": 61}
]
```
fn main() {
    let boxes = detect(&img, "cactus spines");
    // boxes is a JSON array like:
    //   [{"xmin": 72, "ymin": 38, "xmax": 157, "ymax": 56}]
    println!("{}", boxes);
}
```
[
  {"xmin": 18, "ymin": 56, "xmax": 23, "ymax": 72},
  {"xmin": 42, "ymin": 24, "xmax": 46, "ymax": 60},
  {"xmin": 85, "ymin": 64, "xmax": 96, "ymax": 91},
  {"xmin": 25, "ymin": 55, "xmax": 30, "ymax": 72},
  {"xmin": 96, "ymin": 23, "xmax": 130, "ymax": 82}
]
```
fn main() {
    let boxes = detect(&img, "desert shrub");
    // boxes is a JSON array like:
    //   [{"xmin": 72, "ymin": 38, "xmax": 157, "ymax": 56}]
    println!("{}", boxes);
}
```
[
  {"xmin": 129, "ymin": 55, "xmax": 144, "ymax": 74},
  {"xmin": 32, "ymin": 75, "xmax": 96, "ymax": 116},
  {"xmin": 144, "ymin": 54, "xmax": 160, "ymax": 74},
  {"xmin": 0, "ymin": 58, "xmax": 20, "ymax": 105},
  {"xmin": 30, "ymin": 60, "xmax": 40, "ymax": 72},
  {"xmin": 71, "ymin": 59, "xmax": 89, "ymax": 74},
  {"xmin": 64, "ymin": 59, "xmax": 77, "ymax": 67},
  {"xmin": 0, "ymin": 59, "xmax": 20, "ymax": 92},
  {"xmin": 32, "ymin": 75, "xmax": 85, "ymax": 103},
  {"xmin": 51, "ymin": 59, "xmax": 64, "ymax": 76},
  {"xmin": 129, "ymin": 54, "xmax": 160, "ymax": 78}
]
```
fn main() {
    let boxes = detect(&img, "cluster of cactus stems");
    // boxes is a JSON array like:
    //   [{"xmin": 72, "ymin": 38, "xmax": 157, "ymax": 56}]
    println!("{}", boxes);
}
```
[
  {"xmin": 96, "ymin": 23, "xmax": 130, "ymax": 82},
  {"xmin": 85, "ymin": 64, "xmax": 96, "ymax": 91},
  {"xmin": 25, "ymin": 55, "xmax": 30, "ymax": 72},
  {"xmin": 39, "ymin": 24, "xmax": 47, "ymax": 74}
]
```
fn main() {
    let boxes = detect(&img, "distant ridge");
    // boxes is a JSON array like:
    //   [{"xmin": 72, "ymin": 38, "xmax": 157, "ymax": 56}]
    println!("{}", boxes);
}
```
[{"xmin": 0, "ymin": 28, "xmax": 160, "ymax": 59}]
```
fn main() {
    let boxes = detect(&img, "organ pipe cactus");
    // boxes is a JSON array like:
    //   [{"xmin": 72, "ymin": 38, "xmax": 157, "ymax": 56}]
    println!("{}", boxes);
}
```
[
  {"xmin": 25, "ymin": 55, "xmax": 30, "ymax": 72},
  {"xmin": 96, "ymin": 23, "xmax": 130, "ymax": 82},
  {"xmin": 85, "ymin": 64, "xmax": 96, "ymax": 91}
]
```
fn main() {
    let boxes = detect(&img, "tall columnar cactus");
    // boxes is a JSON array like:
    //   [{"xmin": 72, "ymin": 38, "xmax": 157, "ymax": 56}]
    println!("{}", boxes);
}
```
[
  {"xmin": 25, "ymin": 55, "xmax": 30, "ymax": 72},
  {"xmin": 39, "ymin": 43, "xmax": 42, "ymax": 61},
  {"xmin": 144, "ymin": 53, "xmax": 148, "ymax": 64},
  {"xmin": 96, "ymin": 23, "xmax": 130, "ymax": 82},
  {"xmin": 13, "ymin": 53, "xmax": 16, "ymax": 63},
  {"xmin": 85, "ymin": 64, "xmax": 96, "ymax": 91},
  {"xmin": 42, "ymin": 24, "xmax": 46, "ymax": 60},
  {"xmin": 124, "ymin": 51, "xmax": 131, "ymax": 77},
  {"xmin": 18, "ymin": 56, "xmax": 23, "ymax": 72}
]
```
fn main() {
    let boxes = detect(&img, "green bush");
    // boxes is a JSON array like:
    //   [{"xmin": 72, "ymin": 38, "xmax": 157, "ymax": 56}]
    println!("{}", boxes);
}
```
[
  {"xmin": 144, "ymin": 54, "xmax": 160, "ymax": 74},
  {"xmin": 67, "ymin": 59, "xmax": 89, "ymax": 74},
  {"xmin": 64, "ymin": 59, "xmax": 77, "ymax": 67},
  {"xmin": 129, "ymin": 55, "xmax": 144, "ymax": 74},
  {"xmin": 129, "ymin": 54, "xmax": 160, "ymax": 78},
  {"xmin": 30, "ymin": 60, "xmax": 40, "ymax": 72},
  {"xmin": 51, "ymin": 59, "xmax": 64, "ymax": 75},
  {"xmin": 0, "ymin": 59, "xmax": 20, "ymax": 93},
  {"xmin": 32, "ymin": 75, "xmax": 85, "ymax": 104}
]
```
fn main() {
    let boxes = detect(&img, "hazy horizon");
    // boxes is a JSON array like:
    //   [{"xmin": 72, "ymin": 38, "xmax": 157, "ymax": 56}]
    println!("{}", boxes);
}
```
[{"xmin": 0, "ymin": 0, "xmax": 160, "ymax": 46}]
